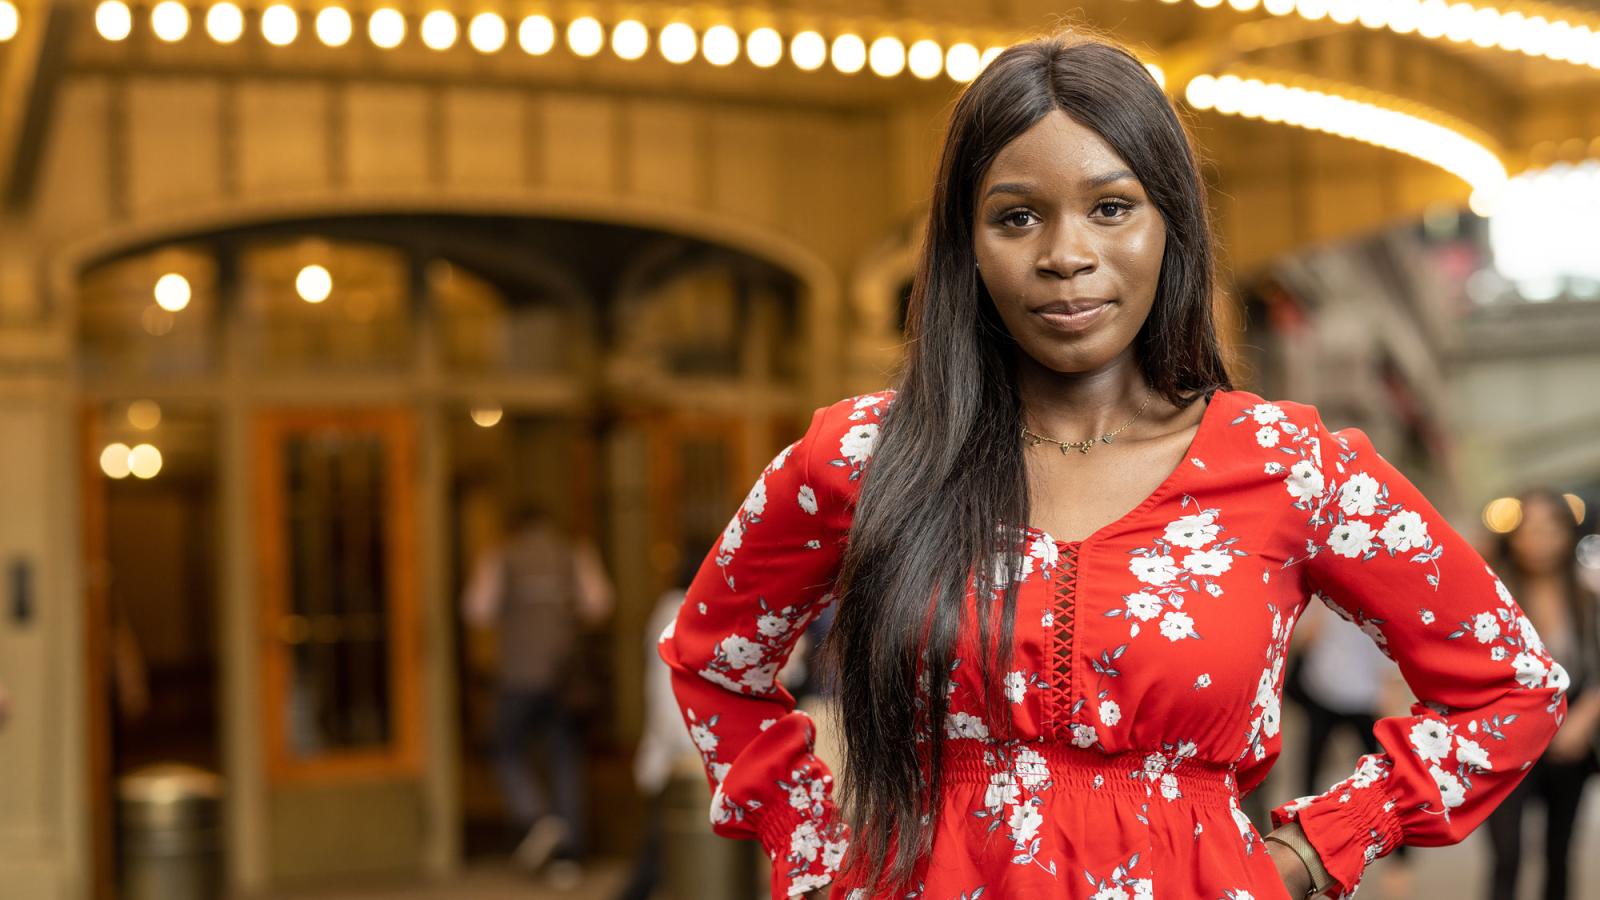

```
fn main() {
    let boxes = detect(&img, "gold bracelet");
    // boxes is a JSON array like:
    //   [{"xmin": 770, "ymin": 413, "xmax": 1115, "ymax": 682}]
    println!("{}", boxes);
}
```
[{"xmin": 1264, "ymin": 827, "xmax": 1335, "ymax": 898}]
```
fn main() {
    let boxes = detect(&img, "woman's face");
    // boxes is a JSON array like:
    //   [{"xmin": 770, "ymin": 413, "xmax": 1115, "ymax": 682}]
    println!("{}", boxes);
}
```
[
  {"xmin": 1510, "ymin": 496, "xmax": 1573, "ymax": 575},
  {"xmin": 973, "ymin": 109, "xmax": 1167, "ymax": 375}
]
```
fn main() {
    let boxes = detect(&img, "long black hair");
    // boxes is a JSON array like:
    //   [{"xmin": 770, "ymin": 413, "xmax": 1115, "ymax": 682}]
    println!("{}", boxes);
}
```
[{"xmin": 815, "ymin": 30, "xmax": 1234, "ymax": 891}]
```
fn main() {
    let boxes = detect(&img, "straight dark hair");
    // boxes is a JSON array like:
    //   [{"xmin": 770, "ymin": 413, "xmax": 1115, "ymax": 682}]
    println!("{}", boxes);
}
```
[{"xmin": 815, "ymin": 30, "xmax": 1234, "ymax": 891}]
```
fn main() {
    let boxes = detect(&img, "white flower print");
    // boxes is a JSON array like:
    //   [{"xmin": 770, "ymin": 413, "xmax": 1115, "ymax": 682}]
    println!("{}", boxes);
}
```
[
  {"xmin": 1124, "ymin": 592, "xmax": 1162, "ymax": 621},
  {"xmin": 691, "ymin": 721, "xmax": 719, "ymax": 754},
  {"xmin": 945, "ymin": 711, "xmax": 990, "ymax": 740},
  {"xmin": 1030, "ymin": 535, "xmax": 1061, "ymax": 571},
  {"xmin": 1099, "ymin": 699, "xmax": 1122, "ymax": 726},
  {"xmin": 838, "ymin": 424, "xmax": 879, "ymax": 465},
  {"xmin": 1471, "ymin": 612, "xmax": 1500, "ymax": 645},
  {"xmin": 739, "ymin": 663, "xmax": 778, "ymax": 692},
  {"xmin": 1255, "ymin": 425, "xmax": 1279, "ymax": 448},
  {"xmin": 1070, "ymin": 723, "xmax": 1098, "ymax": 748},
  {"xmin": 1194, "ymin": 673, "xmax": 1211, "ymax": 689},
  {"xmin": 1164, "ymin": 512, "xmax": 1220, "ymax": 549},
  {"xmin": 720, "ymin": 634, "xmax": 764, "ymax": 668},
  {"xmin": 1040, "ymin": 609, "xmax": 1054, "ymax": 628},
  {"xmin": 1338, "ymin": 471, "xmax": 1382, "ymax": 517},
  {"xmin": 797, "ymin": 484, "xmax": 818, "ymax": 515},
  {"xmin": 1285, "ymin": 459, "xmax": 1324, "ymax": 502},
  {"xmin": 1159, "ymin": 610, "xmax": 1198, "ymax": 641},
  {"xmin": 1518, "ymin": 616, "xmax": 1546, "ymax": 655},
  {"xmin": 720, "ymin": 515, "xmax": 745, "ymax": 555},
  {"xmin": 1251, "ymin": 403, "xmax": 1287, "ymax": 425},
  {"xmin": 757, "ymin": 614, "xmax": 790, "ymax": 638},
  {"xmin": 1430, "ymin": 764, "xmax": 1466, "ymax": 809},
  {"xmin": 1512, "ymin": 652, "xmax": 1549, "ymax": 689},
  {"xmin": 1328, "ymin": 519, "xmax": 1375, "ymax": 558},
  {"xmin": 1181, "ymin": 548, "xmax": 1233, "ymax": 577},
  {"xmin": 789, "ymin": 820, "xmax": 822, "ymax": 862},
  {"xmin": 1421, "ymin": 609, "xmax": 1436, "ymax": 624},
  {"xmin": 1007, "ymin": 802, "xmax": 1043, "ymax": 845},
  {"xmin": 1129, "ymin": 554, "xmax": 1180, "ymax": 586},
  {"xmin": 1409, "ymin": 719, "xmax": 1452, "ymax": 763},
  {"xmin": 1455, "ymin": 736, "xmax": 1491, "ymax": 771},
  {"xmin": 1380, "ymin": 509, "xmax": 1428, "ymax": 552},
  {"xmin": 741, "ymin": 476, "xmax": 768, "ymax": 517},
  {"xmin": 1159, "ymin": 773, "xmax": 1181, "ymax": 801},
  {"xmin": 1013, "ymin": 748, "xmax": 1050, "ymax": 789},
  {"xmin": 1004, "ymin": 671, "xmax": 1029, "ymax": 704},
  {"xmin": 985, "ymin": 773, "xmax": 1019, "ymax": 809}
]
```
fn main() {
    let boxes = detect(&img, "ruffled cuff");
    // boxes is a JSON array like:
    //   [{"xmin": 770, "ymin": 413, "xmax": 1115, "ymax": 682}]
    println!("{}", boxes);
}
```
[
  {"xmin": 1270, "ymin": 765, "xmax": 1405, "ymax": 897},
  {"xmin": 752, "ymin": 799, "xmax": 851, "ymax": 899}
]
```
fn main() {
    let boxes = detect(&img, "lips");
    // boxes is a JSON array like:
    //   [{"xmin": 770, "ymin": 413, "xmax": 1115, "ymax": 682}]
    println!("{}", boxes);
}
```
[
  {"xmin": 1032, "ymin": 298, "xmax": 1114, "ymax": 335},
  {"xmin": 1032, "ymin": 298, "xmax": 1113, "ymax": 315}
]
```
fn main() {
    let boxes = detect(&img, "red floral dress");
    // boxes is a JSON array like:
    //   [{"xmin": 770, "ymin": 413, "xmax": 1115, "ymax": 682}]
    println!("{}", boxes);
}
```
[{"xmin": 657, "ymin": 387, "xmax": 1568, "ymax": 899}]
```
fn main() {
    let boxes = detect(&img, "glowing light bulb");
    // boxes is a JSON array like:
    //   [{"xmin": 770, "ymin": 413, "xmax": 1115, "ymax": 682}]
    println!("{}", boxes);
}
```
[
  {"xmin": 96, "ymin": 0, "xmax": 133, "ymax": 41},
  {"xmin": 151, "ymin": 1, "xmax": 190, "ymax": 42},
  {"xmin": 789, "ymin": 29, "xmax": 825, "ymax": 70},
  {"xmin": 154, "ymin": 273, "xmax": 192, "ymax": 312},
  {"xmin": 565, "ymin": 15, "xmax": 601, "ymax": 56},
  {"xmin": 315, "ymin": 6, "xmax": 352, "ymax": 46},
  {"xmin": 368, "ymin": 7, "xmax": 404, "ymax": 47},
  {"xmin": 468, "ymin": 12, "xmax": 505, "ymax": 52},
  {"xmin": 420, "ymin": 10, "xmax": 457, "ymax": 50},
  {"xmin": 746, "ymin": 26, "xmax": 782, "ymax": 67},
  {"xmin": 296, "ymin": 264, "xmax": 332, "ymax": 303},
  {"xmin": 205, "ymin": 2, "xmax": 244, "ymax": 42},
  {"xmin": 261, "ymin": 3, "xmax": 298, "ymax": 45}
]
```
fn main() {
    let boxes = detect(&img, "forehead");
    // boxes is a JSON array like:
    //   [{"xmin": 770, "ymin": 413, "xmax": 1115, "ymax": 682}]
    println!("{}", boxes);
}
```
[{"xmin": 981, "ymin": 109, "xmax": 1134, "ymax": 190}]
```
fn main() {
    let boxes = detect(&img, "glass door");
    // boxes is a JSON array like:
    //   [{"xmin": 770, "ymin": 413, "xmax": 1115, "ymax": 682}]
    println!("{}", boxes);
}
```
[{"xmin": 254, "ymin": 409, "xmax": 423, "ymax": 784}]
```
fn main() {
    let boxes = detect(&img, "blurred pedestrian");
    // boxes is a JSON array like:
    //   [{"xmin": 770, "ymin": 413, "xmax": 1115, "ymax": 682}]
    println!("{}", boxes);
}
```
[
  {"xmin": 1484, "ymin": 488, "xmax": 1600, "ymax": 900},
  {"xmin": 462, "ymin": 499, "xmax": 614, "ymax": 886},
  {"xmin": 614, "ymin": 549, "xmax": 700, "ymax": 900}
]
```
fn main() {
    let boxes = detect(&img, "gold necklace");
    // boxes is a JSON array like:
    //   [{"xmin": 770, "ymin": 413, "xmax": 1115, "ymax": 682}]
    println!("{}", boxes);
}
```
[{"xmin": 1021, "ymin": 389, "xmax": 1154, "ymax": 455}]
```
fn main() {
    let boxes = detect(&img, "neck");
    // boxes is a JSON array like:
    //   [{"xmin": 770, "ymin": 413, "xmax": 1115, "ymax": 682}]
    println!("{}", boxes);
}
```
[{"xmin": 1015, "ymin": 348, "xmax": 1150, "ymax": 439}]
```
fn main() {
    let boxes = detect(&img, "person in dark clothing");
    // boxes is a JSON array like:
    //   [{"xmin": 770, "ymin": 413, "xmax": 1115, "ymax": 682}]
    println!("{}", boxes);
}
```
[
  {"xmin": 462, "ymin": 500, "xmax": 614, "ymax": 884},
  {"xmin": 1484, "ymin": 488, "xmax": 1600, "ymax": 900}
]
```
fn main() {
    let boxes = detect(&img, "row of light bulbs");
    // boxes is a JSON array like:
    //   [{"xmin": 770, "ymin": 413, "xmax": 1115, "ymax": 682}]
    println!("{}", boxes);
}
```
[
  {"xmin": 152, "ymin": 265, "xmax": 333, "ymax": 312},
  {"xmin": 1168, "ymin": 0, "xmax": 1600, "ymax": 69},
  {"xmin": 85, "ymin": 0, "xmax": 1011, "ymax": 80},
  {"xmin": 1184, "ymin": 72, "xmax": 1508, "ymax": 214}
]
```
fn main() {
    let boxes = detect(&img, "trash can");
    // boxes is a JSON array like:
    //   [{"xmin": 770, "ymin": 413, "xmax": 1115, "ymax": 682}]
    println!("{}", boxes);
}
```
[
  {"xmin": 660, "ymin": 757, "xmax": 759, "ymax": 900},
  {"xmin": 117, "ymin": 763, "xmax": 224, "ymax": 900}
]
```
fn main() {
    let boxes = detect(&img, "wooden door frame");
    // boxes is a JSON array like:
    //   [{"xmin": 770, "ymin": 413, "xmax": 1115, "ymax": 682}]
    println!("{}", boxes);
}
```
[{"xmin": 253, "ymin": 407, "xmax": 424, "ymax": 785}]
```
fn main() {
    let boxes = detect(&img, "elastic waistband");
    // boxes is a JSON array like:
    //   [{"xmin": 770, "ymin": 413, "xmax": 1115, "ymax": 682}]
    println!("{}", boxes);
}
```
[{"xmin": 937, "ymin": 739, "xmax": 1239, "ymax": 804}]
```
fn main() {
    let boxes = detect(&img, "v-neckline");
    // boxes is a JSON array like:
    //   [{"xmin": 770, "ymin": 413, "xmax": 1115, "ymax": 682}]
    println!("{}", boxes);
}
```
[{"xmin": 1022, "ymin": 387, "xmax": 1226, "ymax": 549}]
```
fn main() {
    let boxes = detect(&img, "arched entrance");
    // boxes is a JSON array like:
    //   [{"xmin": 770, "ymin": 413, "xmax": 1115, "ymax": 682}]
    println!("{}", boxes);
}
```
[{"xmin": 71, "ymin": 210, "xmax": 831, "ymax": 893}]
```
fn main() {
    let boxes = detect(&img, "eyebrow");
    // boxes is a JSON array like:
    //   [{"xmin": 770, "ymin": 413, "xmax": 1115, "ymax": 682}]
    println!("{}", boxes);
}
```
[{"xmin": 983, "ymin": 169, "xmax": 1138, "ymax": 199}]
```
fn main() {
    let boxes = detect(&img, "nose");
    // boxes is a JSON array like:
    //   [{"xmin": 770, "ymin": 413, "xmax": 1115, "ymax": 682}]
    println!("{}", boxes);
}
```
[{"xmin": 1035, "ymin": 220, "xmax": 1097, "ymax": 280}]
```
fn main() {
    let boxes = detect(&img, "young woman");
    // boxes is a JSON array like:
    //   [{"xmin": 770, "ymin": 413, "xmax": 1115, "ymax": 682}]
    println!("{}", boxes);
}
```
[
  {"xmin": 657, "ymin": 31, "xmax": 1568, "ymax": 899},
  {"xmin": 1483, "ymin": 489, "xmax": 1600, "ymax": 900}
]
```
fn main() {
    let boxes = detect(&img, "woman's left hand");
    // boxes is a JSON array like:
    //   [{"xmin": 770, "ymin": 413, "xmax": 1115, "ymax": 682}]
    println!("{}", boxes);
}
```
[{"xmin": 1266, "ymin": 838, "xmax": 1314, "ymax": 897}]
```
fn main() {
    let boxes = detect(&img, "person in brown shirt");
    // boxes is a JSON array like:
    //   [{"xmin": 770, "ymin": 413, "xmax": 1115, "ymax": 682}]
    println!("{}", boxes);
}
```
[{"xmin": 462, "ymin": 500, "xmax": 614, "ymax": 881}]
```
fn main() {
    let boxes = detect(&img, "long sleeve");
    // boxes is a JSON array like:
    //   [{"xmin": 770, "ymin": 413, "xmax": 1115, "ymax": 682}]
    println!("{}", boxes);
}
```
[
  {"xmin": 1270, "ymin": 406, "xmax": 1570, "ymax": 898},
  {"xmin": 657, "ymin": 391, "xmax": 888, "ymax": 898}
]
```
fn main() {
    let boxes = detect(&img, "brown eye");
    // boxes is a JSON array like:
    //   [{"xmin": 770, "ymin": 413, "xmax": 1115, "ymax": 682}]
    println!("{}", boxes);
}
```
[
  {"xmin": 1095, "ymin": 200, "xmax": 1134, "ymax": 219},
  {"xmin": 999, "ymin": 210, "xmax": 1039, "ymax": 228}
]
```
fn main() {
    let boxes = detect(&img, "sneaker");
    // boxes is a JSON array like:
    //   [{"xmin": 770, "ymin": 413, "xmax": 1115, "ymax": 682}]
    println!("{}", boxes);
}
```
[
  {"xmin": 543, "ymin": 858, "xmax": 583, "ymax": 891},
  {"xmin": 513, "ymin": 815, "xmax": 568, "ymax": 872}
]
